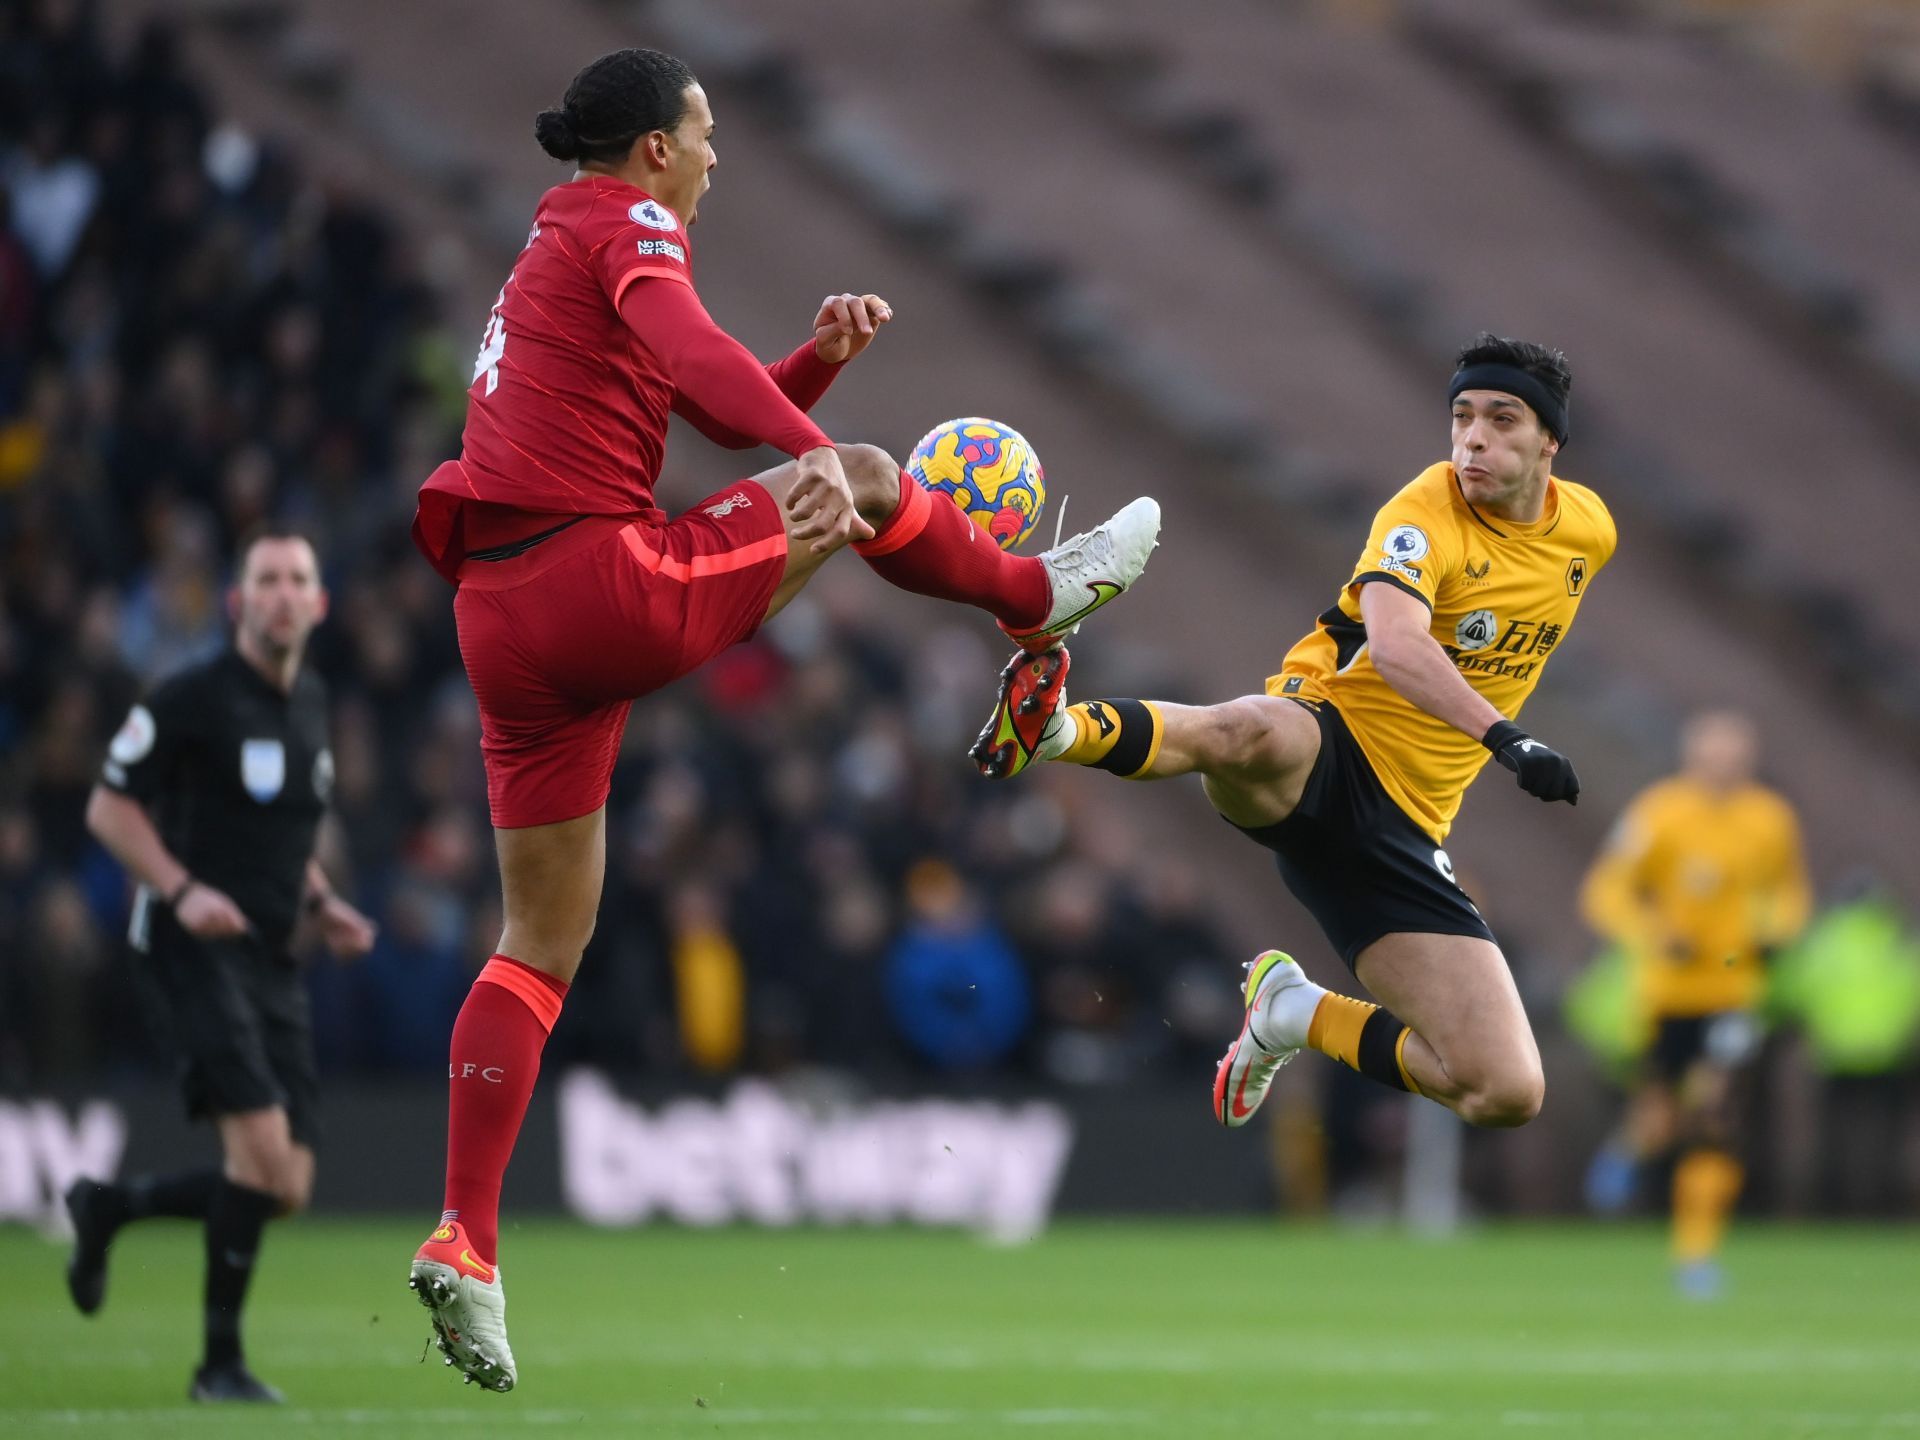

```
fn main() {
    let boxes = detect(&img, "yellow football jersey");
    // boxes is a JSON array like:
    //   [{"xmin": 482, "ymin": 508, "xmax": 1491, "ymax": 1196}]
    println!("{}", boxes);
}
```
[
  {"xmin": 1581, "ymin": 777, "xmax": 1811, "ymax": 1018},
  {"xmin": 1270, "ymin": 462, "xmax": 1617, "ymax": 841}
]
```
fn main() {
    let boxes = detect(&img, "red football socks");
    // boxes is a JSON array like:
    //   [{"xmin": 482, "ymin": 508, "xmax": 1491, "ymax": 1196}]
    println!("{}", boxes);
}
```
[
  {"xmin": 441, "ymin": 955, "xmax": 568, "ymax": 1265},
  {"xmin": 854, "ymin": 470, "xmax": 1050, "ymax": 630}
]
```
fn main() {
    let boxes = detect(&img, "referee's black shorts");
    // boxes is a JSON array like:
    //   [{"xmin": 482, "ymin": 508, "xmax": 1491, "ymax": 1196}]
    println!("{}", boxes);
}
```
[
  {"xmin": 138, "ymin": 909, "xmax": 322, "ymax": 1147},
  {"xmin": 1229, "ymin": 698, "xmax": 1497, "ymax": 971}
]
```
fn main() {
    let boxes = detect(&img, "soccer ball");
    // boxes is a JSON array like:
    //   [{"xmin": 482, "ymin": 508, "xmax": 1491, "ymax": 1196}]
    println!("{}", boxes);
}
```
[{"xmin": 906, "ymin": 417, "xmax": 1046, "ymax": 551}]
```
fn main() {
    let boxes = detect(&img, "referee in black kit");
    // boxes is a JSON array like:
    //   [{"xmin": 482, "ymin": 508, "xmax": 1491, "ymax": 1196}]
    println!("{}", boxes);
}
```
[{"xmin": 65, "ymin": 528, "xmax": 376, "ymax": 1403}]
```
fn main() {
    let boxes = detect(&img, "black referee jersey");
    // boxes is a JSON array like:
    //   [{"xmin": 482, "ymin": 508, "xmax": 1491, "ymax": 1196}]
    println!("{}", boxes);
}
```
[{"xmin": 102, "ymin": 648, "xmax": 332, "ymax": 943}]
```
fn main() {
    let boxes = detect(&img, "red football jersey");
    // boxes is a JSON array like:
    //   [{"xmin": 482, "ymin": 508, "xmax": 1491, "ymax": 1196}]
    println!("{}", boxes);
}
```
[
  {"xmin": 414, "ymin": 175, "xmax": 836, "ymax": 584},
  {"xmin": 451, "ymin": 176, "xmax": 695, "ymax": 516}
]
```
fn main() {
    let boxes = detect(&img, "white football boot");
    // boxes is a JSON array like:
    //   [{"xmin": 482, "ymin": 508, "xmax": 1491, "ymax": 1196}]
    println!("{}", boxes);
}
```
[
  {"xmin": 409, "ymin": 1221, "xmax": 517, "ymax": 1392},
  {"xmin": 1002, "ymin": 497, "xmax": 1161, "ymax": 652},
  {"xmin": 1213, "ymin": 950, "xmax": 1324, "ymax": 1128}
]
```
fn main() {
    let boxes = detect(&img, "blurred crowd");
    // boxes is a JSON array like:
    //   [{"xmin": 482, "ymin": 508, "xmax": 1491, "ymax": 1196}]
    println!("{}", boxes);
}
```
[{"xmin": 0, "ymin": 4, "xmax": 1244, "ymax": 1095}]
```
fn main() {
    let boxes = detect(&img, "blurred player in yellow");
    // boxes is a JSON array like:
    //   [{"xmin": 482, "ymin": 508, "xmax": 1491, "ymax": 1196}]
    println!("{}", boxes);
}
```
[
  {"xmin": 1579, "ymin": 710, "xmax": 1810, "ymax": 1297},
  {"xmin": 975, "ymin": 335, "xmax": 1615, "ymax": 1134}
]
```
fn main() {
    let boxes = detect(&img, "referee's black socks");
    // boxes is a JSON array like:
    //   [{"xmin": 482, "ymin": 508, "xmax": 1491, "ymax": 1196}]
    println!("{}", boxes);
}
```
[
  {"xmin": 124, "ymin": 1168, "xmax": 221, "ymax": 1222},
  {"xmin": 203, "ymin": 1179, "xmax": 280, "ymax": 1369}
]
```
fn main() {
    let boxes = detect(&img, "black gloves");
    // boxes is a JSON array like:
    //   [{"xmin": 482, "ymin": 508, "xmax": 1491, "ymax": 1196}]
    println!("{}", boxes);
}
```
[{"xmin": 1483, "ymin": 719, "xmax": 1579, "ymax": 805}]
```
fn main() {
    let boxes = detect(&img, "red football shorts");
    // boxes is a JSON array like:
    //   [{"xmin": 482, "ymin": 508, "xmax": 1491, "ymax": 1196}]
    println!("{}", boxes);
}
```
[{"xmin": 453, "ymin": 482, "xmax": 788, "ymax": 828}]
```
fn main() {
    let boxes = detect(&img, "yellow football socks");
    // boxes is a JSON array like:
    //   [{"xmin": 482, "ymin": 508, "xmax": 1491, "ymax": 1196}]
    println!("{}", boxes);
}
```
[
  {"xmin": 1672, "ymin": 1147, "xmax": 1744, "ymax": 1265},
  {"xmin": 1054, "ymin": 698, "xmax": 1163, "ymax": 778},
  {"xmin": 1307, "ymin": 992, "xmax": 1372, "ymax": 1067},
  {"xmin": 1307, "ymin": 993, "xmax": 1421, "ymax": 1094}
]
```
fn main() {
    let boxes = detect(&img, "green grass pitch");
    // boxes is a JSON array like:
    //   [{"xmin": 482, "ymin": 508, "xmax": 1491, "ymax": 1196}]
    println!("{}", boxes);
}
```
[{"xmin": 2, "ymin": 1219, "xmax": 1915, "ymax": 1438}]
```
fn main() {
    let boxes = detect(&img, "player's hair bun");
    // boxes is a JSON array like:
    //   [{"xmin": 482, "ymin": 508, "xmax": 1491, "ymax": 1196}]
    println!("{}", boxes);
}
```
[
  {"xmin": 534, "ymin": 107, "xmax": 582, "ymax": 161},
  {"xmin": 538, "ymin": 49, "xmax": 699, "ymax": 165}
]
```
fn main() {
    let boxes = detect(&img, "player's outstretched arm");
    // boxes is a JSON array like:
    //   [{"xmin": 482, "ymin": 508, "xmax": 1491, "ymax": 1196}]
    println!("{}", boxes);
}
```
[
  {"xmin": 625, "ymin": 279, "xmax": 870, "ymax": 551},
  {"xmin": 1359, "ymin": 581, "xmax": 1579, "ymax": 804},
  {"xmin": 622, "ymin": 277, "xmax": 833, "ymax": 458},
  {"xmin": 672, "ymin": 293, "xmax": 887, "ymax": 447}
]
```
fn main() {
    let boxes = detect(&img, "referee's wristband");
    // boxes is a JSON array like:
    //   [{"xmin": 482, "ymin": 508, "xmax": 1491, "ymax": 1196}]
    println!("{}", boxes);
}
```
[{"xmin": 163, "ymin": 876, "xmax": 195, "ymax": 908}]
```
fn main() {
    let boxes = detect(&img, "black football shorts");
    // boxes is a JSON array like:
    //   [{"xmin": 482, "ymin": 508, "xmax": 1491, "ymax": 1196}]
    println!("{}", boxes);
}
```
[
  {"xmin": 139, "ymin": 912, "xmax": 322, "ymax": 1146},
  {"xmin": 1230, "ymin": 698, "xmax": 1497, "ymax": 971},
  {"xmin": 1647, "ymin": 1011, "xmax": 1762, "ymax": 1084}
]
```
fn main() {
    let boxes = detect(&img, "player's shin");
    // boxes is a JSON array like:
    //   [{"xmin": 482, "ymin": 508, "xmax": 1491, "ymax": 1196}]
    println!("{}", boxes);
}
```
[
  {"xmin": 853, "ymin": 470, "xmax": 1050, "ymax": 628},
  {"xmin": 441, "ymin": 955, "xmax": 569, "ymax": 1265}
]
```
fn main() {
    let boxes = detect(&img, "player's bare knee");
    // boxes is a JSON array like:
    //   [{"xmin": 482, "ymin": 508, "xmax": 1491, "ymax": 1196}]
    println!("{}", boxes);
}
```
[
  {"xmin": 260, "ymin": 1144, "xmax": 302, "ymax": 1203},
  {"xmin": 226, "ymin": 1138, "xmax": 291, "ymax": 1195},
  {"xmin": 224, "ymin": 1155, "xmax": 269, "ymax": 1192},
  {"xmin": 1457, "ymin": 1068, "xmax": 1546, "ymax": 1128},
  {"xmin": 503, "ymin": 906, "xmax": 595, "ymax": 971},
  {"xmin": 838, "ymin": 443, "xmax": 901, "ymax": 519}
]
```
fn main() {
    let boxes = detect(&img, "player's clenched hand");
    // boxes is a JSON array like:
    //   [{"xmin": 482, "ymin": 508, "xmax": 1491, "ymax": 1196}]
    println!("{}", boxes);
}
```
[
  {"xmin": 175, "ymin": 881, "xmax": 252, "ymax": 939},
  {"xmin": 788, "ymin": 446, "xmax": 876, "ymax": 554},
  {"xmin": 1483, "ymin": 720, "xmax": 1580, "ymax": 805},
  {"xmin": 812, "ymin": 293, "xmax": 893, "ymax": 364}
]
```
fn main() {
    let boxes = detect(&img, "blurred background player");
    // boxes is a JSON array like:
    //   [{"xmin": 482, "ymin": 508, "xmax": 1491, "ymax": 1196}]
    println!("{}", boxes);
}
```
[
  {"xmin": 978, "ymin": 335, "xmax": 1610, "ymax": 1136},
  {"xmin": 65, "ymin": 530, "xmax": 377, "ymax": 1402},
  {"xmin": 1579, "ymin": 709, "xmax": 1810, "ymax": 1297},
  {"xmin": 406, "ymin": 47, "xmax": 1159, "ymax": 1390}
]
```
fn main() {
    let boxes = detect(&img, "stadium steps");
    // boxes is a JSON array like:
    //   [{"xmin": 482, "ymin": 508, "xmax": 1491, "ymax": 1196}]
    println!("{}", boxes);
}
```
[
  {"xmin": 701, "ymin": 0, "xmax": 1920, "ymax": 904},
  {"xmin": 1049, "ymin": 0, "xmax": 1920, "ymax": 678},
  {"xmin": 1397, "ymin": 0, "xmax": 1920, "ymax": 743},
  {"xmin": 648, "ymin": 0, "xmax": 1920, "ymax": 919},
  {"xmin": 1410, "ymin": 0, "xmax": 1920, "ymax": 403},
  {"xmin": 621, "ymin": 0, "xmax": 1652, "ymax": 935},
  {"xmin": 1638, "ymin": 0, "xmax": 1920, "ymax": 157},
  {"xmin": 678, "ymin": 0, "xmax": 1438, "ymax": 510},
  {"xmin": 1006, "ymin": 0, "xmax": 1920, "ymax": 768}
]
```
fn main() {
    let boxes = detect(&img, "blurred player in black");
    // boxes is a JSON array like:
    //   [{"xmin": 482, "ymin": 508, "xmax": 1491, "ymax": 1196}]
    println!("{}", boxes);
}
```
[{"xmin": 64, "ymin": 530, "xmax": 377, "ymax": 1402}]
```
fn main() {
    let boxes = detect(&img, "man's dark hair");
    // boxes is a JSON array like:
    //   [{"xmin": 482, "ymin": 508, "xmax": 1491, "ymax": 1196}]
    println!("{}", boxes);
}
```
[
  {"xmin": 1454, "ymin": 333, "xmax": 1572, "ymax": 410},
  {"xmin": 534, "ymin": 49, "xmax": 699, "ymax": 165},
  {"xmin": 235, "ymin": 526, "xmax": 319, "ymax": 580}
]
